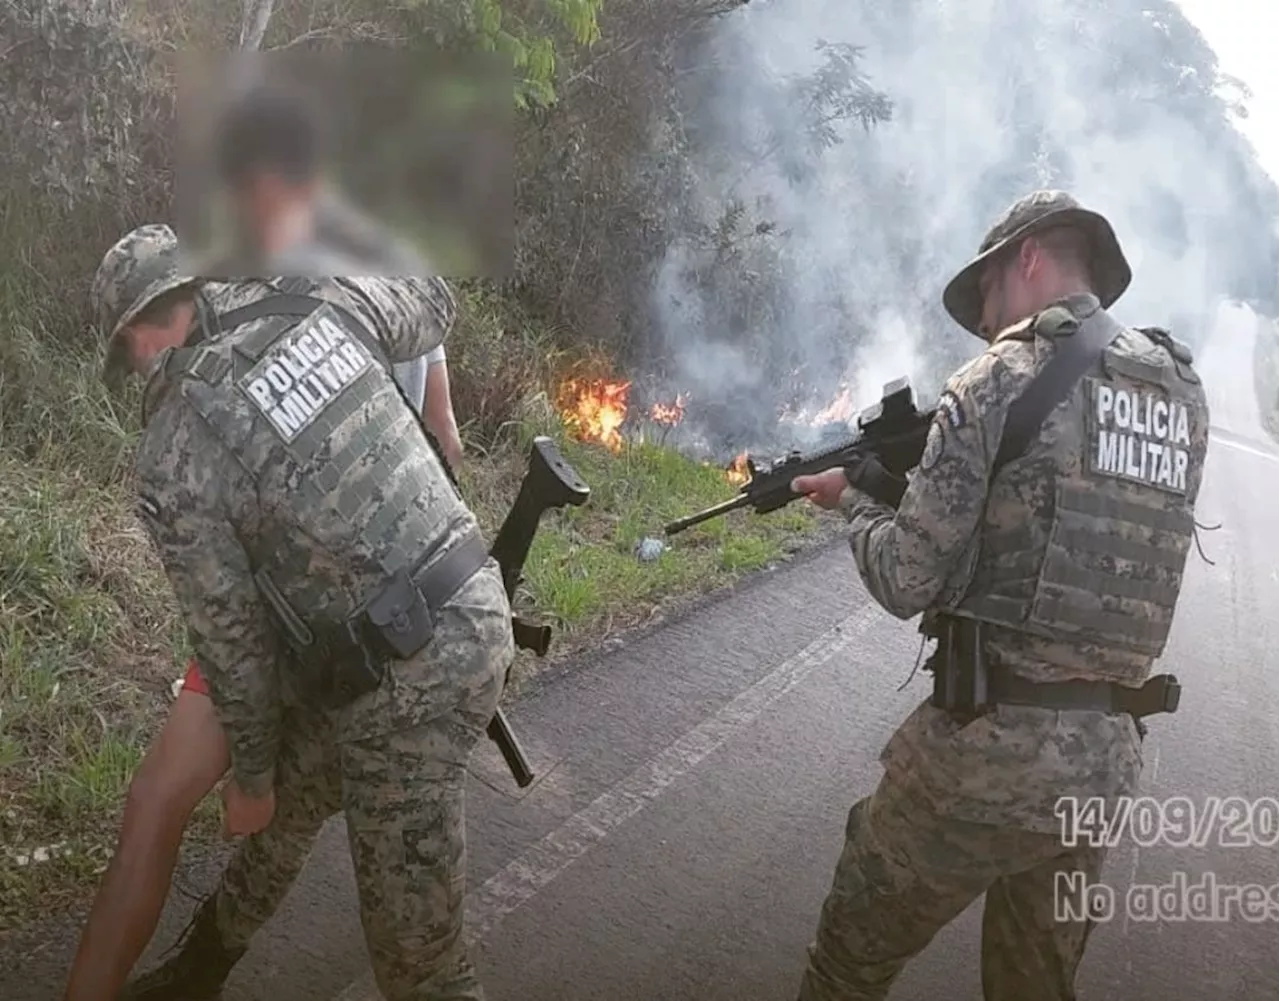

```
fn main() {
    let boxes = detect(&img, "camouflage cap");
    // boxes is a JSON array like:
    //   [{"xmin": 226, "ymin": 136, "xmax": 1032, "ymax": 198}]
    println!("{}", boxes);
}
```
[
  {"xmin": 90, "ymin": 223, "xmax": 197, "ymax": 379},
  {"xmin": 942, "ymin": 190, "xmax": 1132, "ymax": 338}
]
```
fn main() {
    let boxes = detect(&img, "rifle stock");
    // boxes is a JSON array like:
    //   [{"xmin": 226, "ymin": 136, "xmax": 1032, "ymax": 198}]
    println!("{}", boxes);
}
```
[
  {"xmin": 665, "ymin": 377, "xmax": 934, "ymax": 536},
  {"xmin": 485, "ymin": 436, "xmax": 590, "ymax": 787}
]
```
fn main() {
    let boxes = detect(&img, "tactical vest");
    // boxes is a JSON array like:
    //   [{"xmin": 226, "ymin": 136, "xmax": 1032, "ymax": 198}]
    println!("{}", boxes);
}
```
[
  {"xmin": 156, "ymin": 280, "xmax": 472, "ymax": 642},
  {"xmin": 952, "ymin": 311, "xmax": 1209, "ymax": 684}
]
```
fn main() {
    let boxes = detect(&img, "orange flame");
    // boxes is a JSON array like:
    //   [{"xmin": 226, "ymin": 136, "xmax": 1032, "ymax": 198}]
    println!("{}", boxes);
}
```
[
  {"xmin": 649, "ymin": 394, "xmax": 687, "ymax": 427},
  {"xmin": 726, "ymin": 451, "xmax": 750, "ymax": 485},
  {"xmin": 556, "ymin": 377, "xmax": 631, "ymax": 452},
  {"xmin": 810, "ymin": 384, "xmax": 856, "ymax": 425}
]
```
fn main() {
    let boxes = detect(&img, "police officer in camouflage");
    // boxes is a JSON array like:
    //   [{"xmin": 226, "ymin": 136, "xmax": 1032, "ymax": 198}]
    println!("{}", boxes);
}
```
[
  {"xmin": 89, "ymin": 223, "xmax": 513, "ymax": 1000},
  {"xmin": 64, "ymin": 87, "xmax": 466, "ymax": 1001},
  {"xmin": 790, "ymin": 190, "xmax": 1210, "ymax": 1000}
]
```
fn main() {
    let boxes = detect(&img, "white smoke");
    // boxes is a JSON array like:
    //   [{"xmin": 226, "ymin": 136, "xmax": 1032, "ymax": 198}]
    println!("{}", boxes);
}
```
[{"xmin": 650, "ymin": 0, "xmax": 1279, "ymax": 449}]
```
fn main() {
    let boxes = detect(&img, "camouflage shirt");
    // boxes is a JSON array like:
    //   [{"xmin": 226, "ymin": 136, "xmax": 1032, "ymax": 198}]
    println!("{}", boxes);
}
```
[
  {"xmin": 134, "ymin": 275, "xmax": 462, "ymax": 796},
  {"xmin": 840, "ymin": 293, "xmax": 1209, "ymax": 833}
]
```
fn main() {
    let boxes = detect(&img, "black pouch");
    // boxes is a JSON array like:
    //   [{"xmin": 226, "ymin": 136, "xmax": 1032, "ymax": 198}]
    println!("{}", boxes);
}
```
[
  {"xmin": 363, "ymin": 567, "xmax": 435, "ymax": 660},
  {"xmin": 927, "ymin": 616, "xmax": 988, "ymax": 719},
  {"xmin": 304, "ymin": 619, "xmax": 387, "ymax": 711}
]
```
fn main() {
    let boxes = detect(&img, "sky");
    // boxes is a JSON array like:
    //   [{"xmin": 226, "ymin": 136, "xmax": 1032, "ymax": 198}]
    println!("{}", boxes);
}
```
[{"xmin": 1175, "ymin": 0, "xmax": 1278, "ymax": 182}]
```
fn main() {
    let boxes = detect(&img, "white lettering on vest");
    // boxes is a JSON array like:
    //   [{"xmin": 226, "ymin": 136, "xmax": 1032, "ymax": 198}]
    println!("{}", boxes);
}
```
[
  {"xmin": 237, "ymin": 303, "xmax": 377, "ymax": 442},
  {"xmin": 1088, "ymin": 378, "xmax": 1193, "ymax": 494}
]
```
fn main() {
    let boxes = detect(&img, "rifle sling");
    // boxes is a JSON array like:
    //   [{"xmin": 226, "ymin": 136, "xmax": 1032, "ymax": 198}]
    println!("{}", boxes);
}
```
[{"xmin": 992, "ymin": 305, "xmax": 1124, "ymax": 475}]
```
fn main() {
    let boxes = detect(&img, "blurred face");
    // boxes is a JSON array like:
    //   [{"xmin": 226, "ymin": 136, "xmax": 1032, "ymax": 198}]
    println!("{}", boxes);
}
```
[
  {"xmin": 122, "ymin": 298, "xmax": 196, "ymax": 373},
  {"xmin": 229, "ymin": 170, "xmax": 318, "ymax": 253}
]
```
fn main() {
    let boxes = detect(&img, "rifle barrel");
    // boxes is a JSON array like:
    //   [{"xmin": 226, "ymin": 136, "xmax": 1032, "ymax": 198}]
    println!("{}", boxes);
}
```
[{"xmin": 664, "ymin": 494, "xmax": 751, "ymax": 536}]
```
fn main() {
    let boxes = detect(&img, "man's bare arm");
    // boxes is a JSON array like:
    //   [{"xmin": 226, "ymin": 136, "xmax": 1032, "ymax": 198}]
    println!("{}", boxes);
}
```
[{"xmin": 424, "ymin": 356, "xmax": 463, "ymax": 472}]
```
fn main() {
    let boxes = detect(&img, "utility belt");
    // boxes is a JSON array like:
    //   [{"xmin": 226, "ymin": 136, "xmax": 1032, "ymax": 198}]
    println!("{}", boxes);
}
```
[
  {"xmin": 926, "ymin": 614, "xmax": 1181, "ymax": 728},
  {"xmin": 257, "ymin": 529, "xmax": 491, "ymax": 711}
]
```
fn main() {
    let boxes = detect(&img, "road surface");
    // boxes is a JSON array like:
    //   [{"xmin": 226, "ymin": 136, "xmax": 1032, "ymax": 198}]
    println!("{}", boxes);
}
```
[{"xmin": 5, "ymin": 420, "xmax": 1274, "ymax": 1001}]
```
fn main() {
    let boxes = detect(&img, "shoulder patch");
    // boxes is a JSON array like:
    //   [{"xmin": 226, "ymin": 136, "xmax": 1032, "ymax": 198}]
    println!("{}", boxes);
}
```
[
  {"xmin": 919, "ymin": 419, "xmax": 945, "ymax": 471},
  {"xmin": 237, "ymin": 302, "xmax": 376, "ymax": 443},
  {"xmin": 938, "ymin": 390, "xmax": 966, "ymax": 430}
]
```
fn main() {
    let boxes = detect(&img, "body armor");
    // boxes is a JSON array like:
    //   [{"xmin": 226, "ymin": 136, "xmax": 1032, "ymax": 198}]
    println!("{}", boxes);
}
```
[
  {"xmin": 155, "ymin": 279, "xmax": 478, "ymax": 705},
  {"xmin": 952, "ymin": 316, "xmax": 1209, "ymax": 687}
]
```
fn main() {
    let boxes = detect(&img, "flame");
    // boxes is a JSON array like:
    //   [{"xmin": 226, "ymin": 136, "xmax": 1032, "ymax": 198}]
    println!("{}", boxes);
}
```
[
  {"xmin": 778, "ymin": 382, "xmax": 859, "ymax": 428},
  {"xmin": 810, "ymin": 384, "xmax": 856, "ymax": 425},
  {"xmin": 556, "ymin": 376, "xmax": 631, "ymax": 452},
  {"xmin": 726, "ymin": 451, "xmax": 750, "ymax": 485},
  {"xmin": 649, "ymin": 394, "xmax": 687, "ymax": 427}
]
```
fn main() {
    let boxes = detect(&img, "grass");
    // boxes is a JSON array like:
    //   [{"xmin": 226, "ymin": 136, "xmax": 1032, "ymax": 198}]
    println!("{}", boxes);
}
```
[
  {"xmin": 0, "ymin": 457, "xmax": 199, "ymax": 932},
  {"xmin": 0, "ymin": 286, "xmax": 835, "ymax": 935},
  {"xmin": 474, "ymin": 429, "xmax": 825, "ymax": 665}
]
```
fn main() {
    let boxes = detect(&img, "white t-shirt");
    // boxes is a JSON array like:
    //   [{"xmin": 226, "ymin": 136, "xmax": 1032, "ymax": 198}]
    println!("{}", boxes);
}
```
[{"xmin": 391, "ymin": 345, "xmax": 445, "ymax": 416}]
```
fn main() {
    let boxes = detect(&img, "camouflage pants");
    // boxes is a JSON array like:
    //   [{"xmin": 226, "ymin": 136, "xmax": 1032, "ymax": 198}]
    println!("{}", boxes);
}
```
[
  {"xmin": 208, "ymin": 680, "xmax": 501, "ymax": 1000},
  {"xmin": 797, "ymin": 769, "xmax": 1106, "ymax": 1001}
]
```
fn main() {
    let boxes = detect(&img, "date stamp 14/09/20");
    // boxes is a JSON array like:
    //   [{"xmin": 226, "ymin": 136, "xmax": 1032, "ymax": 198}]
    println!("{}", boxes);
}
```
[{"xmin": 1054, "ymin": 796, "xmax": 1279, "ymax": 849}]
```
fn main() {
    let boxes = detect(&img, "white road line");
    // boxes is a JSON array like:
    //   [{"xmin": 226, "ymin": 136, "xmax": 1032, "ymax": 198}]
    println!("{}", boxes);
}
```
[
  {"xmin": 334, "ymin": 605, "xmax": 878, "ymax": 1000},
  {"xmin": 1209, "ymin": 433, "xmax": 1279, "ymax": 461}
]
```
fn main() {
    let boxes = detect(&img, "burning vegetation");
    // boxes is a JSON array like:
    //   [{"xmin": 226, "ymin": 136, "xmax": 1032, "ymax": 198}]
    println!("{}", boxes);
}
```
[
  {"xmin": 553, "ymin": 363, "xmax": 864, "ymax": 489},
  {"xmin": 554, "ymin": 375, "xmax": 632, "ymax": 453}
]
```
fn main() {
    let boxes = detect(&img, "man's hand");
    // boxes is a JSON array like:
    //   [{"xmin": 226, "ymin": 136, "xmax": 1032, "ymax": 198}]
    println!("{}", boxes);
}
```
[
  {"xmin": 220, "ymin": 779, "xmax": 276, "ymax": 838},
  {"xmin": 792, "ymin": 468, "xmax": 849, "ymax": 510},
  {"xmin": 844, "ymin": 454, "xmax": 908, "ymax": 507}
]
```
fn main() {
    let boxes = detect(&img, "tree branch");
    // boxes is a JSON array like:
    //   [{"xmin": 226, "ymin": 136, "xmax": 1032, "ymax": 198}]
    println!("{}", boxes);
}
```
[{"xmin": 239, "ymin": 0, "xmax": 275, "ymax": 52}]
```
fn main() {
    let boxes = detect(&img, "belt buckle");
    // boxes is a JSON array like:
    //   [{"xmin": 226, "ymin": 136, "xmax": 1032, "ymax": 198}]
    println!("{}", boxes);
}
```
[{"xmin": 1157, "ymin": 674, "xmax": 1181, "ymax": 713}]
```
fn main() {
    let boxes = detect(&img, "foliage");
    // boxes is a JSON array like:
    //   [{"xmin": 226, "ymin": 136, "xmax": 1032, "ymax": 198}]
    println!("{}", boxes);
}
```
[{"xmin": 384, "ymin": 0, "xmax": 602, "ymax": 109}]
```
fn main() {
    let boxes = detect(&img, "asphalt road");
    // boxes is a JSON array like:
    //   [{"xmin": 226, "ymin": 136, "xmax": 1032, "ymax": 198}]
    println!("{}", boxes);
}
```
[{"xmin": 8, "ymin": 419, "xmax": 1273, "ymax": 1001}]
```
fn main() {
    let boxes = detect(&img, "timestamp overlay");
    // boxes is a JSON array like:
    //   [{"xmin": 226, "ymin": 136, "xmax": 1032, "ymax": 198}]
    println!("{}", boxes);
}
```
[
  {"xmin": 1055, "ymin": 795, "xmax": 1280, "ymax": 850},
  {"xmin": 1056, "ymin": 869, "xmax": 1279, "ymax": 925},
  {"xmin": 1053, "ymin": 795, "xmax": 1280, "ymax": 927}
]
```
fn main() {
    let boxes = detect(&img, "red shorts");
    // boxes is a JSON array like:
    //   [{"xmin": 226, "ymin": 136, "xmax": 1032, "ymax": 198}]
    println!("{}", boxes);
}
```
[{"xmin": 181, "ymin": 658, "xmax": 210, "ymax": 697}]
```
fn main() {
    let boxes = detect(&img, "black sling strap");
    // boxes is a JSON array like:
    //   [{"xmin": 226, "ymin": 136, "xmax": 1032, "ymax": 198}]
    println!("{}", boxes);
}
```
[{"xmin": 991, "ymin": 303, "xmax": 1125, "ymax": 475}]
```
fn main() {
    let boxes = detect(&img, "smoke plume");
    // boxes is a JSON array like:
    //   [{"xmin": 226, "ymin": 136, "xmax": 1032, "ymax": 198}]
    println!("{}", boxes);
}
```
[{"xmin": 649, "ymin": 0, "xmax": 1279, "ymax": 456}]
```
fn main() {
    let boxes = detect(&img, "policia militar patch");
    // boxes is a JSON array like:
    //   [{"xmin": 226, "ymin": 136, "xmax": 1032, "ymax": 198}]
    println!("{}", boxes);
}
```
[
  {"xmin": 1085, "ymin": 376, "xmax": 1194, "ymax": 494},
  {"xmin": 238, "ymin": 302, "xmax": 376, "ymax": 443}
]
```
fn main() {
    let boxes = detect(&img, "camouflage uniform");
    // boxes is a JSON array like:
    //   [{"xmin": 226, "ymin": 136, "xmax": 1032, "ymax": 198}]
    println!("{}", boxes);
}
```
[
  {"xmin": 797, "ymin": 192, "xmax": 1210, "ymax": 1001},
  {"xmin": 93, "ymin": 225, "xmax": 513, "ymax": 1000}
]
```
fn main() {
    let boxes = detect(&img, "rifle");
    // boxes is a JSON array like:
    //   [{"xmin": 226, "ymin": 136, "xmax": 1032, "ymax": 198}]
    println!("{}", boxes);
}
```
[
  {"xmin": 485, "ymin": 435, "xmax": 591, "ymax": 787},
  {"xmin": 665, "ymin": 377, "xmax": 933, "ymax": 536}
]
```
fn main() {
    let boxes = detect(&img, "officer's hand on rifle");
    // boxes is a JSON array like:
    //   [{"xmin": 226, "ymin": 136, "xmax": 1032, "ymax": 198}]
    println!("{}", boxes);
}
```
[
  {"xmin": 791, "ymin": 469, "xmax": 848, "ymax": 510},
  {"xmin": 842, "ymin": 454, "xmax": 908, "ymax": 507},
  {"xmin": 793, "ymin": 456, "xmax": 908, "ymax": 512}
]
